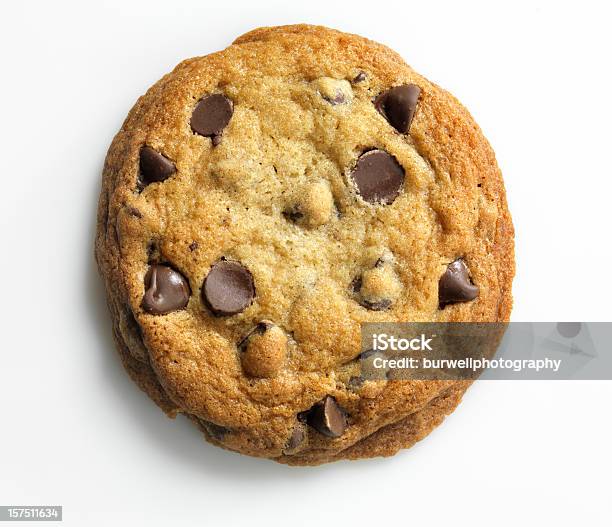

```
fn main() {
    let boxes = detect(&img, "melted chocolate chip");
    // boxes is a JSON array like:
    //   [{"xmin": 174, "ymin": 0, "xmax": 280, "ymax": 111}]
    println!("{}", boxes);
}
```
[
  {"xmin": 303, "ymin": 396, "xmax": 348, "ymax": 438},
  {"xmin": 350, "ymin": 150, "xmax": 405, "ymax": 205},
  {"xmin": 142, "ymin": 265, "xmax": 190, "ymax": 315},
  {"xmin": 438, "ymin": 259, "xmax": 479, "ymax": 308},
  {"xmin": 202, "ymin": 260, "xmax": 255, "ymax": 316},
  {"xmin": 374, "ymin": 84, "xmax": 421, "ymax": 134},
  {"xmin": 139, "ymin": 146, "xmax": 176, "ymax": 187},
  {"xmin": 190, "ymin": 94, "xmax": 233, "ymax": 138}
]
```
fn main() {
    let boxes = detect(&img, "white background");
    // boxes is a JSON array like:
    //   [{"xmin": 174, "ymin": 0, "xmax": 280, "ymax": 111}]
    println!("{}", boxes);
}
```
[{"xmin": 1, "ymin": 1, "xmax": 611, "ymax": 525}]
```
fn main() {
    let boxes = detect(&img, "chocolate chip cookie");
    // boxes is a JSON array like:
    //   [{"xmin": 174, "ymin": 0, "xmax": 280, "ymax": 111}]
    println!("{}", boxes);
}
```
[{"xmin": 95, "ymin": 24, "xmax": 514, "ymax": 465}]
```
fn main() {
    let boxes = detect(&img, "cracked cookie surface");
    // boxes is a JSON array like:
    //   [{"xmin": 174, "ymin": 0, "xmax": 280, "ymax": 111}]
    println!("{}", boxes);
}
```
[{"xmin": 95, "ymin": 24, "xmax": 514, "ymax": 465}]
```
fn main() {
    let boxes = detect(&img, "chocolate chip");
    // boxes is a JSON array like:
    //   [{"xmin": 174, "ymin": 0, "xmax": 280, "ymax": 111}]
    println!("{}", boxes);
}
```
[
  {"xmin": 303, "ymin": 396, "xmax": 348, "ymax": 438},
  {"xmin": 374, "ymin": 84, "xmax": 421, "ymax": 134},
  {"xmin": 142, "ymin": 265, "xmax": 190, "ymax": 315},
  {"xmin": 202, "ymin": 260, "xmax": 255, "ymax": 316},
  {"xmin": 188, "ymin": 241, "xmax": 198, "ymax": 252},
  {"xmin": 438, "ymin": 259, "xmax": 479, "ymax": 307},
  {"xmin": 190, "ymin": 94, "xmax": 233, "ymax": 137},
  {"xmin": 350, "ymin": 150, "xmax": 405, "ymax": 205},
  {"xmin": 353, "ymin": 71, "xmax": 367, "ymax": 83},
  {"xmin": 139, "ymin": 146, "xmax": 176, "ymax": 187},
  {"xmin": 284, "ymin": 423, "xmax": 307, "ymax": 453}
]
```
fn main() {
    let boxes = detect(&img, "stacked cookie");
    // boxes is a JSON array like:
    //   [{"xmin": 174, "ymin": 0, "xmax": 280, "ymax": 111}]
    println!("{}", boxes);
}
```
[{"xmin": 96, "ymin": 25, "xmax": 514, "ymax": 465}]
